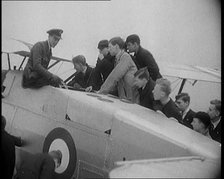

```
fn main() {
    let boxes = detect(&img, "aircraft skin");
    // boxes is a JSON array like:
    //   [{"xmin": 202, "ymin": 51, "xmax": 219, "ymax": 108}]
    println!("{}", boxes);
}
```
[
  {"xmin": 2, "ymin": 70, "xmax": 220, "ymax": 179},
  {"xmin": 109, "ymin": 156, "xmax": 221, "ymax": 178}
]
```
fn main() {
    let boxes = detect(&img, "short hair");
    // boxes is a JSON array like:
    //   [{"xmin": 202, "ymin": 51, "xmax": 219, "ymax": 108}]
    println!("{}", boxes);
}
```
[
  {"xmin": 98, "ymin": 40, "xmax": 108, "ymax": 50},
  {"xmin": 134, "ymin": 67, "xmax": 149, "ymax": 80},
  {"xmin": 49, "ymin": 150, "xmax": 62, "ymax": 164},
  {"xmin": 194, "ymin": 111, "xmax": 211, "ymax": 128},
  {"xmin": 175, "ymin": 93, "xmax": 190, "ymax": 103},
  {"xmin": 210, "ymin": 99, "xmax": 221, "ymax": 114},
  {"xmin": 109, "ymin": 37, "xmax": 125, "ymax": 49},
  {"xmin": 156, "ymin": 78, "xmax": 171, "ymax": 96},
  {"xmin": 72, "ymin": 55, "xmax": 86, "ymax": 66},
  {"xmin": 126, "ymin": 34, "xmax": 140, "ymax": 45}
]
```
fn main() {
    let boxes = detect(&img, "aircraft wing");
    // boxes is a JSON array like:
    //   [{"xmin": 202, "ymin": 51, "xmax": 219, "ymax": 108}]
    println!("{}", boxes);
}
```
[
  {"xmin": 158, "ymin": 61, "xmax": 221, "ymax": 83},
  {"xmin": 110, "ymin": 156, "xmax": 220, "ymax": 178},
  {"xmin": 11, "ymin": 38, "xmax": 33, "ymax": 50},
  {"xmin": 3, "ymin": 50, "xmax": 72, "ymax": 63}
]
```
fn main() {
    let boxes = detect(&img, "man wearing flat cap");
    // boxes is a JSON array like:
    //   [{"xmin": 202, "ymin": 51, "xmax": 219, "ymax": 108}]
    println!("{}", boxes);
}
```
[
  {"xmin": 22, "ymin": 28, "xmax": 63, "ymax": 88},
  {"xmin": 191, "ymin": 111, "xmax": 212, "ymax": 138}
]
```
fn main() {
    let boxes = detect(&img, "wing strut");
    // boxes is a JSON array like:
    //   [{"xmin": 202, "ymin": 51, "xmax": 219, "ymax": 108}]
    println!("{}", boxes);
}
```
[
  {"xmin": 47, "ymin": 60, "xmax": 60, "ymax": 70},
  {"xmin": 178, "ymin": 78, "xmax": 186, "ymax": 94},
  {"xmin": 64, "ymin": 72, "xmax": 78, "ymax": 83},
  {"xmin": 18, "ymin": 56, "xmax": 27, "ymax": 70},
  {"xmin": 7, "ymin": 53, "xmax": 11, "ymax": 70}
]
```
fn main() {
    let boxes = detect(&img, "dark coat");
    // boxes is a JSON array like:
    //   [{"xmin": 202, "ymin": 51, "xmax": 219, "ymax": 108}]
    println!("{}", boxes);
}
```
[
  {"xmin": 134, "ymin": 46, "xmax": 162, "ymax": 81},
  {"xmin": 139, "ymin": 78, "xmax": 155, "ymax": 110},
  {"xmin": 1, "ymin": 130, "xmax": 23, "ymax": 179},
  {"xmin": 22, "ymin": 40, "xmax": 54, "ymax": 88},
  {"xmin": 209, "ymin": 119, "xmax": 221, "ymax": 143},
  {"xmin": 67, "ymin": 65, "xmax": 95, "ymax": 89},
  {"xmin": 15, "ymin": 153, "xmax": 55, "ymax": 179},
  {"xmin": 153, "ymin": 98, "xmax": 182, "ymax": 122},
  {"xmin": 90, "ymin": 53, "xmax": 115, "ymax": 90},
  {"xmin": 181, "ymin": 109, "xmax": 195, "ymax": 129}
]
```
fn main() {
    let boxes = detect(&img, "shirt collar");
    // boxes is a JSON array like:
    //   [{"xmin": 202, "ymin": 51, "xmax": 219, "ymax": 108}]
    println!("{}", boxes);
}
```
[
  {"xmin": 115, "ymin": 50, "xmax": 124, "ymax": 62},
  {"xmin": 182, "ymin": 106, "xmax": 190, "ymax": 118},
  {"xmin": 47, "ymin": 40, "xmax": 51, "ymax": 50},
  {"xmin": 211, "ymin": 116, "xmax": 221, "ymax": 129},
  {"xmin": 82, "ymin": 66, "xmax": 87, "ymax": 74}
]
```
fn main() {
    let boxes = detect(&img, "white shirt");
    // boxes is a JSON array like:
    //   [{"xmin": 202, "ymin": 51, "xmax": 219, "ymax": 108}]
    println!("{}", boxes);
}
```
[
  {"xmin": 182, "ymin": 106, "xmax": 190, "ymax": 119},
  {"xmin": 211, "ymin": 117, "xmax": 221, "ymax": 129}
]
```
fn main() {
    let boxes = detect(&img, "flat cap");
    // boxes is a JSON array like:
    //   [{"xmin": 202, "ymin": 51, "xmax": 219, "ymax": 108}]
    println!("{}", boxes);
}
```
[
  {"xmin": 194, "ymin": 112, "xmax": 211, "ymax": 128},
  {"xmin": 47, "ymin": 29, "xmax": 63, "ymax": 39},
  {"xmin": 98, "ymin": 40, "xmax": 109, "ymax": 50}
]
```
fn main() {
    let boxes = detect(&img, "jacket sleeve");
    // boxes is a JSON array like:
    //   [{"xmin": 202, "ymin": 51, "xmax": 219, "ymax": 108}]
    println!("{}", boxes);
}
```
[
  {"xmin": 9, "ymin": 134, "xmax": 23, "ymax": 147},
  {"xmin": 142, "ymin": 51, "xmax": 162, "ymax": 80},
  {"xmin": 89, "ymin": 59, "xmax": 103, "ymax": 90},
  {"xmin": 32, "ymin": 43, "xmax": 53, "ymax": 80},
  {"xmin": 39, "ymin": 157, "xmax": 55, "ymax": 179},
  {"xmin": 99, "ymin": 55, "xmax": 131, "ymax": 94}
]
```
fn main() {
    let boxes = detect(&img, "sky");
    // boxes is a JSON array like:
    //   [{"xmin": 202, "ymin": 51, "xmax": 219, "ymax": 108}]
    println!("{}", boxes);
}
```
[{"xmin": 1, "ymin": 0, "xmax": 221, "ymax": 111}]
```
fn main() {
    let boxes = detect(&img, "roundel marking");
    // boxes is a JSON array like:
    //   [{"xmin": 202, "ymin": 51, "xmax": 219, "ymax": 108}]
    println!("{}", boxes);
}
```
[
  {"xmin": 43, "ymin": 127, "xmax": 77, "ymax": 179},
  {"xmin": 49, "ymin": 139, "xmax": 69, "ymax": 173}
]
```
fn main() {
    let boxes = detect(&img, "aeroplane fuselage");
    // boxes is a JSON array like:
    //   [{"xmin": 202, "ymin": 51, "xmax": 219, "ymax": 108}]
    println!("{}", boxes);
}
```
[{"xmin": 2, "ymin": 70, "xmax": 221, "ymax": 179}]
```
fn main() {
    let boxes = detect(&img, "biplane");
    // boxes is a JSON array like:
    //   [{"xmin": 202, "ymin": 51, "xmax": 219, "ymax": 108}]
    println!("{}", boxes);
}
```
[{"xmin": 1, "ymin": 39, "xmax": 221, "ymax": 178}]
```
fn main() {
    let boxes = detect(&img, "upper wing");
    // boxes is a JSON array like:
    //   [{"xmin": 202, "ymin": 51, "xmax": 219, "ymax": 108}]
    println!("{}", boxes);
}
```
[
  {"xmin": 3, "ymin": 50, "xmax": 72, "ymax": 63},
  {"xmin": 158, "ymin": 61, "xmax": 221, "ymax": 83},
  {"xmin": 11, "ymin": 38, "xmax": 33, "ymax": 50}
]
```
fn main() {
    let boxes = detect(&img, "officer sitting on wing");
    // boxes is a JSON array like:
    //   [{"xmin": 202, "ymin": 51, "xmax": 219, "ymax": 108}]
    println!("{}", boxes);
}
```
[{"xmin": 22, "ymin": 29, "xmax": 64, "ymax": 88}]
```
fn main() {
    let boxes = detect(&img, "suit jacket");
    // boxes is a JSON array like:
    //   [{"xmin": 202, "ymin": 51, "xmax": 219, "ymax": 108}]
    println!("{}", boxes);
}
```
[
  {"xmin": 15, "ymin": 153, "xmax": 55, "ymax": 179},
  {"xmin": 209, "ymin": 119, "xmax": 221, "ymax": 143},
  {"xmin": 90, "ymin": 53, "xmax": 115, "ymax": 90},
  {"xmin": 153, "ymin": 98, "xmax": 182, "ymax": 122},
  {"xmin": 100, "ymin": 51, "xmax": 138, "ymax": 102},
  {"xmin": 182, "ymin": 109, "xmax": 195, "ymax": 129},
  {"xmin": 1, "ymin": 130, "xmax": 23, "ymax": 179},
  {"xmin": 23, "ymin": 40, "xmax": 53, "ymax": 82},
  {"xmin": 139, "ymin": 78, "xmax": 155, "ymax": 110},
  {"xmin": 68, "ymin": 65, "xmax": 94, "ymax": 89},
  {"xmin": 134, "ymin": 46, "xmax": 162, "ymax": 81}
]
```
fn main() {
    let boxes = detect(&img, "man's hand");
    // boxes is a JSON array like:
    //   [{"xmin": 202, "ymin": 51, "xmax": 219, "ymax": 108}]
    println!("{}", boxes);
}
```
[
  {"xmin": 85, "ymin": 86, "xmax": 93, "ymax": 92},
  {"xmin": 98, "ymin": 53, "xmax": 104, "ymax": 60},
  {"xmin": 73, "ymin": 83, "xmax": 82, "ymax": 89},
  {"xmin": 51, "ymin": 75, "xmax": 63, "ymax": 87}
]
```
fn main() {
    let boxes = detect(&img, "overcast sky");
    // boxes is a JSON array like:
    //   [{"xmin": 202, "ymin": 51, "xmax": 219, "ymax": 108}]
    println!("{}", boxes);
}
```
[
  {"xmin": 2, "ymin": 0, "xmax": 221, "ymax": 111},
  {"xmin": 2, "ymin": 0, "xmax": 221, "ymax": 69}
]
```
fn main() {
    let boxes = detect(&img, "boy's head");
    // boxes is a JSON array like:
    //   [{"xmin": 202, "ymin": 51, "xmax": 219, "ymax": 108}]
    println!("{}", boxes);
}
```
[
  {"xmin": 72, "ymin": 55, "xmax": 87, "ymax": 73},
  {"xmin": 175, "ymin": 93, "xmax": 190, "ymax": 112},
  {"xmin": 133, "ymin": 67, "xmax": 149, "ymax": 88},
  {"xmin": 153, "ymin": 78, "xmax": 171, "ymax": 100}
]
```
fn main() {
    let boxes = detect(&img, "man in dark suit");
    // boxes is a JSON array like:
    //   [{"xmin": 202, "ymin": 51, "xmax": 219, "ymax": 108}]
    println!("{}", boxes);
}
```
[
  {"xmin": 125, "ymin": 34, "xmax": 162, "ymax": 81},
  {"xmin": 22, "ymin": 29, "xmax": 63, "ymax": 88},
  {"xmin": 15, "ymin": 150, "xmax": 62, "ymax": 179},
  {"xmin": 67, "ymin": 55, "xmax": 95, "ymax": 90},
  {"xmin": 152, "ymin": 78, "xmax": 182, "ymax": 122},
  {"xmin": 86, "ymin": 40, "xmax": 115, "ymax": 91},
  {"xmin": 175, "ymin": 93, "xmax": 196, "ymax": 129},
  {"xmin": 1, "ymin": 115, "xmax": 25, "ymax": 179},
  {"xmin": 207, "ymin": 99, "xmax": 221, "ymax": 143},
  {"xmin": 133, "ymin": 67, "xmax": 155, "ymax": 110}
]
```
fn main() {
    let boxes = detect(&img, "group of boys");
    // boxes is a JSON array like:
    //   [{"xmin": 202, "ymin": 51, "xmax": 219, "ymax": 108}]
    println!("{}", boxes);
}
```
[{"xmin": 21, "ymin": 28, "xmax": 221, "ymax": 144}]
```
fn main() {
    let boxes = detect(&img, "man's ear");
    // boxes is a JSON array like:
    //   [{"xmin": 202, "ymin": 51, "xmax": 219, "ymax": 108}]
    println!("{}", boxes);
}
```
[
  {"xmin": 134, "ymin": 42, "xmax": 139, "ymax": 48},
  {"xmin": 215, "ymin": 110, "xmax": 220, "ymax": 117},
  {"xmin": 161, "ymin": 91, "xmax": 167, "ymax": 98}
]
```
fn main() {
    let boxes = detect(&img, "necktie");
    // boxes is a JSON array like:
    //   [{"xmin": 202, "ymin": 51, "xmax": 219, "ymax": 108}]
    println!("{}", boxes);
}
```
[{"xmin": 209, "ymin": 124, "xmax": 214, "ymax": 132}]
